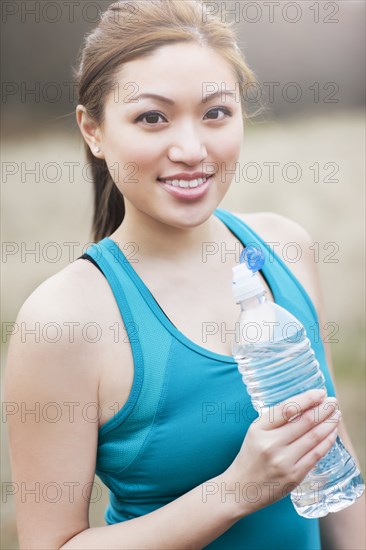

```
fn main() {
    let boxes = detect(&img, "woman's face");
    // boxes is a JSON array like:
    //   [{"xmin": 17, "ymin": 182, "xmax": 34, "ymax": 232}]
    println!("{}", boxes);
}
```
[{"xmin": 99, "ymin": 41, "xmax": 244, "ymax": 228}]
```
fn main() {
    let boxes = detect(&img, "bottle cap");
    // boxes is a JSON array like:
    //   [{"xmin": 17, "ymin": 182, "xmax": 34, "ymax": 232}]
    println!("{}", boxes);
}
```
[{"xmin": 232, "ymin": 245, "xmax": 266, "ymax": 303}]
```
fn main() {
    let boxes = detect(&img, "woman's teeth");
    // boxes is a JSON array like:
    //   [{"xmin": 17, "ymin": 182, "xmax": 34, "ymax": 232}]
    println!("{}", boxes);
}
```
[{"xmin": 162, "ymin": 177, "xmax": 208, "ymax": 189}]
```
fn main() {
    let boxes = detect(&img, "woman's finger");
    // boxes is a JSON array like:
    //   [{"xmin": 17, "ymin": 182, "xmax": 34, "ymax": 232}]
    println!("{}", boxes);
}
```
[
  {"xmin": 289, "ymin": 410, "xmax": 341, "ymax": 465},
  {"xmin": 257, "ymin": 389, "xmax": 327, "ymax": 430},
  {"xmin": 294, "ymin": 425, "xmax": 339, "ymax": 479},
  {"xmin": 279, "ymin": 397, "xmax": 339, "ymax": 446}
]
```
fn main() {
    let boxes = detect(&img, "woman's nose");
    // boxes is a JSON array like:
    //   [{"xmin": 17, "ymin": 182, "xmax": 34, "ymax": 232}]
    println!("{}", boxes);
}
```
[{"xmin": 168, "ymin": 125, "xmax": 208, "ymax": 165}]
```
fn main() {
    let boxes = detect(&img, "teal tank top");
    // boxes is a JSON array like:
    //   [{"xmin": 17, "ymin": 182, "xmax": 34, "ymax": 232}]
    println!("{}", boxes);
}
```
[{"xmin": 84, "ymin": 208, "xmax": 336, "ymax": 549}]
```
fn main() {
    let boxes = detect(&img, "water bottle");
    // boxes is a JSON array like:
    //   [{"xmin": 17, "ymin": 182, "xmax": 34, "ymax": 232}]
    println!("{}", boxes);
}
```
[{"xmin": 231, "ymin": 245, "xmax": 364, "ymax": 518}]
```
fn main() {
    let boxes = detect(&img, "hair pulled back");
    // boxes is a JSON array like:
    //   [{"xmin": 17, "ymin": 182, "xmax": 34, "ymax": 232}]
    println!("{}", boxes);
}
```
[{"xmin": 74, "ymin": 0, "xmax": 256, "ymax": 241}]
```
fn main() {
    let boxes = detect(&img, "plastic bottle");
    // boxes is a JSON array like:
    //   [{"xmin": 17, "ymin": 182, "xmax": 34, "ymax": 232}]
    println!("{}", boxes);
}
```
[{"xmin": 231, "ymin": 245, "xmax": 364, "ymax": 518}]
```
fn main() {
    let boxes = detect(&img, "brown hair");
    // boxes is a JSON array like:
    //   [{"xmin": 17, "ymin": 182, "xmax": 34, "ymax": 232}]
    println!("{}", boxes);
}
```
[{"xmin": 74, "ymin": 0, "xmax": 257, "ymax": 242}]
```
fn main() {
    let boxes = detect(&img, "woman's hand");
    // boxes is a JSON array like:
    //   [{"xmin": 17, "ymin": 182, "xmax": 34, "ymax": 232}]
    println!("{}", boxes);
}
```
[{"xmin": 223, "ymin": 389, "xmax": 340, "ymax": 515}]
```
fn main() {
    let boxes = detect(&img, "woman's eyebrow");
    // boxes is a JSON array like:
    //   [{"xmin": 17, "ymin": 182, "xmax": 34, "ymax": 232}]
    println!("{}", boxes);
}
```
[{"xmin": 125, "ymin": 90, "xmax": 237, "ymax": 104}]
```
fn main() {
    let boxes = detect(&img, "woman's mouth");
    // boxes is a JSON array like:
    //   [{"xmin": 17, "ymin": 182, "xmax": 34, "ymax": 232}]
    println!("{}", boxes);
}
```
[{"xmin": 157, "ymin": 175, "xmax": 213, "ymax": 200}]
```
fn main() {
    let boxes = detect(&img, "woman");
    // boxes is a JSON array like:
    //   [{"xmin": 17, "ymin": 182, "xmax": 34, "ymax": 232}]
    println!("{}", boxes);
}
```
[{"xmin": 5, "ymin": 1, "xmax": 365, "ymax": 548}]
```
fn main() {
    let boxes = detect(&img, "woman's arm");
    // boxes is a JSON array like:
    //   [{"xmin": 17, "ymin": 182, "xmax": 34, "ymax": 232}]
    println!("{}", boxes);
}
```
[
  {"xmin": 3, "ymin": 273, "xmax": 246, "ymax": 550},
  {"xmin": 5, "ymin": 275, "xmax": 108, "ymax": 550},
  {"xmin": 60, "ymin": 473, "xmax": 243, "ymax": 550}
]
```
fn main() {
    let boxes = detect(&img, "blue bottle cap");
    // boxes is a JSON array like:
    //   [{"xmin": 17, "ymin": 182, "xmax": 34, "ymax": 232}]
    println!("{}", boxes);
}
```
[{"xmin": 239, "ymin": 245, "xmax": 265, "ymax": 272}]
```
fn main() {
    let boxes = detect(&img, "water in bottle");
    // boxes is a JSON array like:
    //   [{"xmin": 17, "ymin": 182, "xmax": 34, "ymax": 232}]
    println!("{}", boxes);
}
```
[{"xmin": 231, "ymin": 245, "xmax": 365, "ymax": 518}]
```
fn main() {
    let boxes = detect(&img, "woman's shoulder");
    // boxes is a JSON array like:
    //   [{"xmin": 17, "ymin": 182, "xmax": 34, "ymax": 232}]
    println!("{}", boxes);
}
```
[
  {"xmin": 232, "ymin": 211, "xmax": 313, "ymax": 245},
  {"xmin": 17, "ymin": 258, "xmax": 107, "ymax": 327},
  {"xmin": 5, "ymin": 261, "xmax": 108, "ymax": 429},
  {"xmin": 12, "ymin": 258, "xmax": 118, "ymax": 377},
  {"xmin": 232, "ymin": 211, "xmax": 320, "ymax": 309}
]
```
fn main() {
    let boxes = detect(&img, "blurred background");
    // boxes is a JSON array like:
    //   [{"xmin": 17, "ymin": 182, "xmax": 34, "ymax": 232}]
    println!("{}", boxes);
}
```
[{"xmin": 1, "ymin": 1, "xmax": 365, "ymax": 547}]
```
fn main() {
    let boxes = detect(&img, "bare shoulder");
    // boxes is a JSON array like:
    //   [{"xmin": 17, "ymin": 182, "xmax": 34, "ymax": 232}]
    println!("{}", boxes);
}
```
[
  {"xmin": 7, "ymin": 259, "xmax": 119, "ymax": 390},
  {"xmin": 233, "ymin": 211, "xmax": 313, "ymax": 245},
  {"xmin": 18, "ymin": 258, "xmax": 107, "ymax": 320},
  {"xmin": 17, "ymin": 257, "xmax": 119, "ymax": 331},
  {"xmin": 232, "ymin": 211, "xmax": 321, "ymax": 310}
]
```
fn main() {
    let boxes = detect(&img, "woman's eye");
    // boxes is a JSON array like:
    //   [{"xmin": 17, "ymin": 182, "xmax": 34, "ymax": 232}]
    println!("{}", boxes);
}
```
[
  {"xmin": 135, "ymin": 107, "xmax": 232, "ymax": 125},
  {"xmin": 135, "ymin": 111, "xmax": 167, "ymax": 125},
  {"xmin": 204, "ymin": 107, "xmax": 232, "ymax": 120}
]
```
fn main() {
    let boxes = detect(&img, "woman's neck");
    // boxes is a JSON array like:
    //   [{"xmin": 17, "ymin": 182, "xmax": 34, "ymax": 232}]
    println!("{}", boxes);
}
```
[{"xmin": 108, "ymin": 203, "xmax": 221, "ymax": 264}]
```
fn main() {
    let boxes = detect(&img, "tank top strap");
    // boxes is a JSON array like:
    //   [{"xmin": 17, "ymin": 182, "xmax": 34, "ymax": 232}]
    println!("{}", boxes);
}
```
[
  {"xmin": 213, "ymin": 208, "xmax": 335, "ymax": 397},
  {"xmin": 214, "ymin": 208, "xmax": 319, "ymax": 329},
  {"xmin": 84, "ymin": 238, "xmax": 174, "ymax": 441},
  {"xmin": 85, "ymin": 238, "xmax": 148, "ymax": 346}
]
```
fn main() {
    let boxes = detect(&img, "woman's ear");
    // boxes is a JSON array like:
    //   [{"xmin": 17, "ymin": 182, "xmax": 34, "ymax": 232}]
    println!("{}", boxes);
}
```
[{"xmin": 76, "ymin": 105, "xmax": 105, "ymax": 159}]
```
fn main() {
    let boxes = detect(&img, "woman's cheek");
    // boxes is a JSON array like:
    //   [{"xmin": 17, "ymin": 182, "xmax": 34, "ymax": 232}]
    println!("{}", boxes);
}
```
[
  {"xmin": 217, "ymin": 123, "xmax": 243, "ymax": 159},
  {"xmin": 216, "ymin": 147, "xmax": 242, "ymax": 182}
]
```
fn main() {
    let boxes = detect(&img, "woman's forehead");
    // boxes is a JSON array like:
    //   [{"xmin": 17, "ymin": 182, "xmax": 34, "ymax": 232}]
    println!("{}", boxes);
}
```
[
  {"xmin": 112, "ymin": 42, "xmax": 238, "ymax": 90},
  {"xmin": 102, "ymin": 43, "xmax": 239, "ymax": 111}
]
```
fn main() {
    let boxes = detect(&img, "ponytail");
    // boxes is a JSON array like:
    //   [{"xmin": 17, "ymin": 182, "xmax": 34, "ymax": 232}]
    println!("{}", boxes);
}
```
[{"xmin": 85, "ymin": 145, "xmax": 125, "ymax": 243}]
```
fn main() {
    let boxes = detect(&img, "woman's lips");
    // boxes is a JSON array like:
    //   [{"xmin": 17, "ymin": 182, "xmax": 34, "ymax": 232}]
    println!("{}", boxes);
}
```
[{"xmin": 157, "ymin": 175, "xmax": 213, "ymax": 200}]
